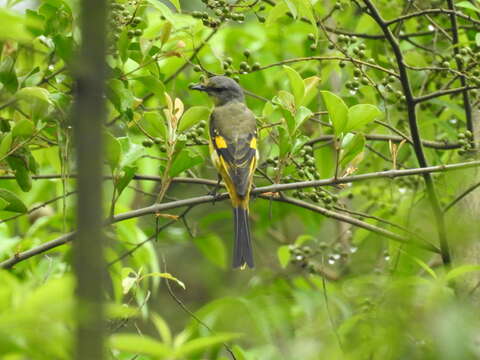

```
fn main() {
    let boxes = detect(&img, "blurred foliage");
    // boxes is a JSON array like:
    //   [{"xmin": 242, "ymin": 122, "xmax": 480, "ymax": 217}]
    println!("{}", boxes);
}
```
[{"xmin": 1, "ymin": 0, "xmax": 480, "ymax": 359}]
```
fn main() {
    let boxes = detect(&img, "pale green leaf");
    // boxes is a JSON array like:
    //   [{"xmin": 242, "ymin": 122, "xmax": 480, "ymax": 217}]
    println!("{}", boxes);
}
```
[
  {"xmin": 104, "ymin": 132, "xmax": 122, "ymax": 171},
  {"xmin": 140, "ymin": 272, "xmax": 186, "ymax": 289},
  {"xmin": 16, "ymin": 86, "xmax": 51, "ymax": 104},
  {"xmin": 109, "ymin": 334, "xmax": 172, "ymax": 357},
  {"xmin": 174, "ymin": 333, "xmax": 241, "ymax": 357},
  {"xmin": 340, "ymin": 133, "xmax": 365, "ymax": 166},
  {"xmin": 321, "ymin": 91, "xmax": 348, "ymax": 136},
  {"xmin": 266, "ymin": 2, "xmax": 289, "ymax": 27},
  {"xmin": 0, "ymin": 133, "xmax": 13, "ymax": 158},
  {"xmin": 12, "ymin": 119, "xmax": 35, "ymax": 138},
  {"xmin": 178, "ymin": 106, "xmax": 211, "ymax": 132},
  {"xmin": 0, "ymin": 189, "xmax": 28, "ymax": 213},
  {"xmin": 446, "ymin": 265, "xmax": 480, "ymax": 281},
  {"xmin": 169, "ymin": 149, "xmax": 203, "ymax": 177},
  {"xmin": 456, "ymin": 1, "xmax": 480, "ymax": 13},
  {"xmin": 346, "ymin": 104, "xmax": 383, "ymax": 133},
  {"xmin": 277, "ymin": 245, "xmax": 291, "ymax": 268},
  {"xmin": 283, "ymin": 65, "xmax": 305, "ymax": 106}
]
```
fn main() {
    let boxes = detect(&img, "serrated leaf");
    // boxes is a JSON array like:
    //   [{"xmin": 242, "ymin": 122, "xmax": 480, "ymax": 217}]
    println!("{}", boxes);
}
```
[
  {"xmin": 346, "ymin": 104, "xmax": 383, "ymax": 133},
  {"xmin": 277, "ymin": 245, "xmax": 291, "ymax": 268},
  {"xmin": 109, "ymin": 334, "xmax": 172, "ymax": 357},
  {"xmin": 169, "ymin": 149, "xmax": 203, "ymax": 177},
  {"xmin": 178, "ymin": 106, "xmax": 210, "ymax": 133},
  {"xmin": 283, "ymin": 65, "xmax": 305, "ymax": 106},
  {"xmin": 0, "ymin": 189, "xmax": 28, "ymax": 213},
  {"xmin": 321, "ymin": 91, "xmax": 348, "ymax": 136},
  {"xmin": 107, "ymin": 79, "xmax": 133, "ymax": 113}
]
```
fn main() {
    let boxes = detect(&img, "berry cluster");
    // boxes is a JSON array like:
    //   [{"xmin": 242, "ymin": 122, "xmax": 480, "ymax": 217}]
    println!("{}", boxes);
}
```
[
  {"xmin": 296, "ymin": 145, "xmax": 319, "ymax": 179},
  {"xmin": 191, "ymin": 0, "xmax": 251, "ymax": 28},
  {"xmin": 109, "ymin": 1, "xmax": 143, "ymax": 41},
  {"xmin": 457, "ymin": 130, "xmax": 474, "ymax": 155},
  {"xmin": 289, "ymin": 241, "xmax": 352, "ymax": 274},
  {"xmin": 293, "ymin": 187, "xmax": 339, "ymax": 210},
  {"xmin": 185, "ymin": 120, "xmax": 207, "ymax": 145}
]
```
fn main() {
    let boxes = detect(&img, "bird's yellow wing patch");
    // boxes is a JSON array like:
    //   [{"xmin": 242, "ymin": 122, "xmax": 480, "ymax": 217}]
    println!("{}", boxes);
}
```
[
  {"xmin": 249, "ymin": 136, "xmax": 257, "ymax": 149},
  {"xmin": 215, "ymin": 136, "xmax": 228, "ymax": 149}
]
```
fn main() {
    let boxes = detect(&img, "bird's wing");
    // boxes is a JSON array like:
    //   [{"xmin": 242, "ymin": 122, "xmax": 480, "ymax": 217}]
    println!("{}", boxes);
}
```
[{"xmin": 210, "ymin": 104, "xmax": 257, "ymax": 198}]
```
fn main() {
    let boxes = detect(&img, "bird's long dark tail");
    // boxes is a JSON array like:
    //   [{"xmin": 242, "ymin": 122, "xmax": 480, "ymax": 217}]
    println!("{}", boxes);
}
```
[{"xmin": 233, "ymin": 205, "xmax": 254, "ymax": 268}]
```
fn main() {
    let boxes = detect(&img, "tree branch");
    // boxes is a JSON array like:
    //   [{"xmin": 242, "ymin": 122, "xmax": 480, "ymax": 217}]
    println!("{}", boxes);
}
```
[
  {"xmin": 2, "ymin": 160, "xmax": 479, "ymax": 269},
  {"xmin": 362, "ymin": 0, "xmax": 451, "ymax": 265}
]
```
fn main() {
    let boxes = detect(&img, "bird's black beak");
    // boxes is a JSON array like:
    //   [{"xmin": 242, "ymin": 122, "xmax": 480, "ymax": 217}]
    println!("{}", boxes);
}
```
[{"xmin": 189, "ymin": 83, "xmax": 207, "ymax": 91}]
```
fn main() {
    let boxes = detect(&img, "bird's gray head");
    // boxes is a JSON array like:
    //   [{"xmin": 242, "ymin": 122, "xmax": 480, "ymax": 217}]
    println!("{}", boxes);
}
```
[{"xmin": 189, "ymin": 76, "xmax": 244, "ymax": 105}]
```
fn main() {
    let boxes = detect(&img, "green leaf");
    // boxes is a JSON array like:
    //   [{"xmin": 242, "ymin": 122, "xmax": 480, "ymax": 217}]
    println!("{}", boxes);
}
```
[
  {"xmin": 193, "ymin": 234, "xmax": 227, "ymax": 269},
  {"xmin": 7, "ymin": 155, "xmax": 32, "ymax": 192},
  {"xmin": 140, "ymin": 272, "xmax": 186, "ymax": 289},
  {"xmin": 169, "ymin": 149, "xmax": 203, "ymax": 177},
  {"xmin": 321, "ymin": 91, "xmax": 348, "ymax": 136},
  {"xmin": 0, "ymin": 56, "xmax": 18, "ymax": 93},
  {"xmin": 277, "ymin": 126, "xmax": 291, "ymax": 156},
  {"xmin": 340, "ymin": 133, "xmax": 365, "ymax": 166},
  {"xmin": 283, "ymin": 65, "xmax": 305, "ymax": 106},
  {"xmin": 346, "ymin": 104, "xmax": 383, "ymax": 133},
  {"xmin": 178, "ymin": 106, "xmax": 211, "ymax": 133},
  {"xmin": 141, "ymin": 112, "xmax": 167, "ymax": 139},
  {"xmin": 16, "ymin": 86, "xmax": 51, "ymax": 104},
  {"xmin": 152, "ymin": 314, "xmax": 172, "ymax": 345},
  {"xmin": 456, "ymin": 1, "xmax": 480, "ymax": 13},
  {"xmin": 174, "ymin": 333, "xmax": 241, "ymax": 357},
  {"xmin": 134, "ymin": 76, "xmax": 165, "ymax": 98},
  {"xmin": 0, "ymin": 189, "xmax": 28, "ymax": 213},
  {"xmin": 145, "ymin": 0, "xmax": 176, "ymax": 23},
  {"xmin": 476, "ymin": 33, "xmax": 480, "ymax": 47},
  {"xmin": 0, "ymin": 8, "xmax": 33, "ymax": 41},
  {"xmin": 116, "ymin": 166, "xmax": 137, "ymax": 195},
  {"xmin": 12, "ymin": 119, "xmax": 35, "ymax": 138},
  {"xmin": 446, "ymin": 265, "xmax": 480, "ymax": 281},
  {"xmin": 283, "ymin": 0, "xmax": 298, "ymax": 18},
  {"xmin": 0, "ymin": 133, "xmax": 13, "ymax": 158},
  {"xmin": 266, "ymin": 2, "xmax": 289, "ymax": 27},
  {"xmin": 109, "ymin": 334, "xmax": 172, "ymax": 357},
  {"xmin": 277, "ymin": 245, "xmax": 291, "ymax": 268},
  {"xmin": 104, "ymin": 132, "xmax": 122, "ymax": 171},
  {"xmin": 302, "ymin": 76, "xmax": 320, "ymax": 106},
  {"xmin": 105, "ymin": 303, "xmax": 139, "ymax": 319},
  {"xmin": 294, "ymin": 106, "xmax": 313, "ymax": 133},
  {"xmin": 166, "ymin": 0, "xmax": 181, "ymax": 12},
  {"xmin": 107, "ymin": 79, "xmax": 133, "ymax": 113}
]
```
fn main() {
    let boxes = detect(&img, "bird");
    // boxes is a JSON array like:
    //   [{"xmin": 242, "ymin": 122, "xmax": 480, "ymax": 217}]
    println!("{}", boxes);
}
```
[{"xmin": 189, "ymin": 76, "xmax": 258, "ymax": 269}]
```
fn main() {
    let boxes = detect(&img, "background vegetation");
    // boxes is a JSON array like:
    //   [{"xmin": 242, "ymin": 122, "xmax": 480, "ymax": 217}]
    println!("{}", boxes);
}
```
[{"xmin": 1, "ymin": 0, "xmax": 480, "ymax": 359}]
